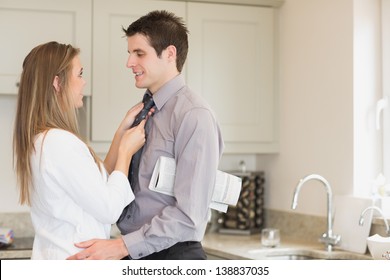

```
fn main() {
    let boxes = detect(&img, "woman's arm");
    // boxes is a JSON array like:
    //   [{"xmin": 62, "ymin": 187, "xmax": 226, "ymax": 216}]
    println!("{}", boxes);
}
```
[
  {"xmin": 104, "ymin": 103, "xmax": 143, "ymax": 174},
  {"xmin": 40, "ymin": 129, "xmax": 136, "ymax": 223}
]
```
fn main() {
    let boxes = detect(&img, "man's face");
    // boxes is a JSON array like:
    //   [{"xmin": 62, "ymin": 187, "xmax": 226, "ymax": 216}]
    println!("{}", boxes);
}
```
[{"xmin": 126, "ymin": 34, "xmax": 171, "ymax": 94}]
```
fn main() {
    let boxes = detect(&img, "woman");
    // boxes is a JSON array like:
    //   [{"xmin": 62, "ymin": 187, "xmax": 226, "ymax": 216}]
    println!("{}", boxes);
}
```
[{"xmin": 13, "ymin": 41, "xmax": 146, "ymax": 259}]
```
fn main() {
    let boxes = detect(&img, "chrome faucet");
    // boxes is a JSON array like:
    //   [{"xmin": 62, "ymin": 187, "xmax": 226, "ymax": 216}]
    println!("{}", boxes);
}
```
[
  {"xmin": 291, "ymin": 174, "xmax": 341, "ymax": 252},
  {"xmin": 359, "ymin": 206, "xmax": 390, "ymax": 236}
]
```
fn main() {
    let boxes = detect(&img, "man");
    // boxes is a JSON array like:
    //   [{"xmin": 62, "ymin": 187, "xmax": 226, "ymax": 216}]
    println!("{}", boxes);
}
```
[{"xmin": 68, "ymin": 10, "xmax": 223, "ymax": 260}]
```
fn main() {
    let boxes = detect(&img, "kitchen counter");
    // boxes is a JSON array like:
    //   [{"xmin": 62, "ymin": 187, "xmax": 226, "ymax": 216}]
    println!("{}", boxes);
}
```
[
  {"xmin": 0, "ymin": 233, "xmax": 374, "ymax": 260},
  {"xmin": 202, "ymin": 232, "xmax": 373, "ymax": 260},
  {"xmin": 0, "ymin": 237, "xmax": 33, "ymax": 259}
]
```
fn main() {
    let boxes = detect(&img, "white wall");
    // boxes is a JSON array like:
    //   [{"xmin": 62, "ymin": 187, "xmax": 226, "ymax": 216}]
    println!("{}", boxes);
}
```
[{"xmin": 260, "ymin": 0, "xmax": 381, "ymax": 216}]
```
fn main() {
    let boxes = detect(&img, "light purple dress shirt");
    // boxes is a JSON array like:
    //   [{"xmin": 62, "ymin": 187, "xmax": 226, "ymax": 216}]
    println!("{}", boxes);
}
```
[{"xmin": 117, "ymin": 74, "xmax": 224, "ymax": 259}]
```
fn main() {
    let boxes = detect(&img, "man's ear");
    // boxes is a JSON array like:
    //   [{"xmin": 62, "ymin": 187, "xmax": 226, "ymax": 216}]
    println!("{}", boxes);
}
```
[
  {"xmin": 166, "ymin": 45, "xmax": 177, "ymax": 62},
  {"xmin": 53, "ymin": 75, "xmax": 60, "ymax": 93}
]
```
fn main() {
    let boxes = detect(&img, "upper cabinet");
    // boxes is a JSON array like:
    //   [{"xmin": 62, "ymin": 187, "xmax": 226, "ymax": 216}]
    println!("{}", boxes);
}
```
[
  {"xmin": 91, "ymin": 0, "xmax": 186, "ymax": 142},
  {"xmin": 2, "ymin": 0, "xmax": 279, "ymax": 154},
  {"xmin": 0, "ymin": 0, "xmax": 92, "ymax": 95},
  {"xmin": 91, "ymin": 0, "xmax": 278, "ymax": 154},
  {"xmin": 187, "ymin": 3, "xmax": 277, "ymax": 153}
]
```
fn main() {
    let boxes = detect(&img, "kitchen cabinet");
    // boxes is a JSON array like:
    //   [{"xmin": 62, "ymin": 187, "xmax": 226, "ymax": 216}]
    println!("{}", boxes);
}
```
[
  {"xmin": 0, "ymin": 0, "xmax": 92, "ymax": 96},
  {"xmin": 90, "ymin": 0, "xmax": 278, "ymax": 154},
  {"xmin": 0, "ymin": 0, "xmax": 278, "ymax": 154},
  {"xmin": 91, "ymin": 0, "xmax": 186, "ymax": 143},
  {"xmin": 1, "ymin": 0, "xmax": 278, "ymax": 153},
  {"xmin": 187, "ymin": 3, "xmax": 277, "ymax": 153}
]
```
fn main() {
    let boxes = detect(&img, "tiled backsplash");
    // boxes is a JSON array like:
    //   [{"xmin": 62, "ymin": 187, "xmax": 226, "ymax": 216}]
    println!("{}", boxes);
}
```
[
  {"xmin": 0, "ymin": 212, "xmax": 34, "ymax": 238},
  {"xmin": 264, "ymin": 209, "xmax": 390, "ymax": 241},
  {"xmin": 264, "ymin": 209, "xmax": 326, "ymax": 242}
]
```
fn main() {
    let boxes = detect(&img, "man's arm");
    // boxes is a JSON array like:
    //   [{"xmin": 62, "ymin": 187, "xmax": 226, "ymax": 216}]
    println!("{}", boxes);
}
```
[{"xmin": 66, "ymin": 238, "xmax": 128, "ymax": 260}]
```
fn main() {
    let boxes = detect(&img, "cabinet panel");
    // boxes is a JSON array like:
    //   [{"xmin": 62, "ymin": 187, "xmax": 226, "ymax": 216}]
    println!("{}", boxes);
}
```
[
  {"xmin": 91, "ymin": 0, "xmax": 186, "ymax": 142},
  {"xmin": 0, "ymin": 0, "xmax": 92, "ymax": 95},
  {"xmin": 187, "ymin": 3, "xmax": 277, "ymax": 153}
]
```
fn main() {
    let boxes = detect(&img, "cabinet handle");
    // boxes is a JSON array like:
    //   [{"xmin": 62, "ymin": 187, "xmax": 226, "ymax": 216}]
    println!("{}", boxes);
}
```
[{"xmin": 376, "ymin": 96, "xmax": 388, "ymax": 130}]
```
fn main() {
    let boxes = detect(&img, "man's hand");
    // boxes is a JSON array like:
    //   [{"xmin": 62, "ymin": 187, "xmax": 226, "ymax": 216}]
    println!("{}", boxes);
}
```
[{"xmin": 66, "ymin": 238, "xmax": 129, "ymax": 260}]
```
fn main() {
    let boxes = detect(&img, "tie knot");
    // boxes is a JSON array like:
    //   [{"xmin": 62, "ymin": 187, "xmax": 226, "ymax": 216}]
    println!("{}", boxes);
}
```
[
  {"xmin": 143, "ymin": 93, "xmax": 155, "ymax": 110},
  {"xmin": 130, "ymin": 93, "xmax": 155, "ymax": 128}
]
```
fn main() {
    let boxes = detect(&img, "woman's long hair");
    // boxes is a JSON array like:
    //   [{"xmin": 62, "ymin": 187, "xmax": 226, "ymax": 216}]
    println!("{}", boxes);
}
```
[{"xmin": 13, "ymin": 41, "xmax": 100, "ymax": 206}]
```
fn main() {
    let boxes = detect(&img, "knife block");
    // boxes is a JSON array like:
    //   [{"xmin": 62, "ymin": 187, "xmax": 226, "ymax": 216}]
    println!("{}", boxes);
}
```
[{"xmin": 218, "ymin": 171, "xmax": 265, "ymax": 235}]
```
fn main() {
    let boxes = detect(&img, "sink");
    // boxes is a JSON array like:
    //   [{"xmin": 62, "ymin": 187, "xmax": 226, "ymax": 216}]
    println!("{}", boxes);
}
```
[
  {"xmin": 264, "ymin": 253, "xmax": 318, "ymax": 260},
  {"xmin": 264, "ymin": 248, "xmax": 320, "ymax": 260},
  {"xmin": 248, "ymin": 247, "xmax": 373, "ymax": 260}
]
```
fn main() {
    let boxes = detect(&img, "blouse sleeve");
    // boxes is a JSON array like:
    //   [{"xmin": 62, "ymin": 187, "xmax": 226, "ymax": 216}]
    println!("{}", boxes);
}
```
[{"xmin": 38, "ymin": 129, "xmax": 134, "ymax": 224}]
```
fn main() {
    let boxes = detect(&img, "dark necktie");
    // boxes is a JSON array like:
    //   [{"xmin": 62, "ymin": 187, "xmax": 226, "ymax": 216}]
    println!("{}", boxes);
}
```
[
  {"xmin": 128, "ymin": 93, "xmax": 155, "ymax": 190},
  {"xmin": 118, "ymin": 93, "xmax": 155, "ymax": 223},
  {"xmin": 130, "ymin": 93, "xmax": 155, "ymax": 128}
]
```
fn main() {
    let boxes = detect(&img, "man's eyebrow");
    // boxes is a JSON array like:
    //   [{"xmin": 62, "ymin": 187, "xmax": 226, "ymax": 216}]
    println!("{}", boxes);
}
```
[{"xmin": 128, "ymin": 48, "xmax": 144, "ymax": 54}]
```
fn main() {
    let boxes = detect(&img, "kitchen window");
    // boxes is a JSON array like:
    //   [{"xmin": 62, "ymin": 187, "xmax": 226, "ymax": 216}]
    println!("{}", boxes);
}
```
[{"xmin": 375, "ymin": 0, "xmax": 390, "ymax": 211}]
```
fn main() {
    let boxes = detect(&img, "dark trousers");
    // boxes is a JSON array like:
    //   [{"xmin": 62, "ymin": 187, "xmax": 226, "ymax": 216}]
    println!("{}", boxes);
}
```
[{"xmin": 123, "ymin": 241, "xmax": 207, "ymax": 260}]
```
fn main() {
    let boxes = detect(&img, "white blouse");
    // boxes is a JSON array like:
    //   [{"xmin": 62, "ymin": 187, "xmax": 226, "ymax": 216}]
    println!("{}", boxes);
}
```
[{"xmin": 29, "ymin": 129, "xmax": 133, "ymax": 259}]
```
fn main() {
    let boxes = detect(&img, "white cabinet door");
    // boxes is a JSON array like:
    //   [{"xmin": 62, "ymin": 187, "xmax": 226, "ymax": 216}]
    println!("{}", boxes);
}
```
[
  {"xmin": 0, "ymin": 0, "xmax": 92, "ymax": 95},
  {"xmin": 187, "ymin": 3, "xmax": 277, "ymax": 153},
  {"xmin": 91, "ymin": 0, "xmax": 186, "ymax": 142}
]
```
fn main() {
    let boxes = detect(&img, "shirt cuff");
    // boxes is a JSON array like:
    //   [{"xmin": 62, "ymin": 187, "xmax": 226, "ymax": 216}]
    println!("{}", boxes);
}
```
[{"xmin": 121, "ymin": 230, "xmax": 150, "ymax": 260}]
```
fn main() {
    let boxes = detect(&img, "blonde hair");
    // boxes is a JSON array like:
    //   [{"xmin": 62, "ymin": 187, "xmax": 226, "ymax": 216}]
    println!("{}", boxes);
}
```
[{"xmin": 13, "ymin": 41, "xmax": 100, "ymax": 206}]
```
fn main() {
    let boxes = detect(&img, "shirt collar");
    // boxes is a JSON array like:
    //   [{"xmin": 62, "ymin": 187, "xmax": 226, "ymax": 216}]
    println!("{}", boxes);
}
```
[{"xmin": 149, "ymin": 74, "xmax": 186, "ymax": 111}]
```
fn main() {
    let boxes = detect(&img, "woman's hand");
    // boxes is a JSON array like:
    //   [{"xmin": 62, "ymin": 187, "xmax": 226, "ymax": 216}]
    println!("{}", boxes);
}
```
[
  {"xmin": 119, "ymin": 119, "xmax": 146, "ymax": 156},
  {"xmin": 104, "ymin": 102, "xmax": 154, "ymax": 174},
  {"xmin": 111, "ymin": 119, "xmax": 146, "ymax": 175},
  {"xmin": 118, "ymin": 102, "xmax": 144, "ymax": 132}
]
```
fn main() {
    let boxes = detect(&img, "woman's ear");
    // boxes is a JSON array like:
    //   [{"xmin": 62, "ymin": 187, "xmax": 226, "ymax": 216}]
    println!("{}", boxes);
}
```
[{"xmin": 53, "ymin": 75, "xmax": 60, "ymax": 93}]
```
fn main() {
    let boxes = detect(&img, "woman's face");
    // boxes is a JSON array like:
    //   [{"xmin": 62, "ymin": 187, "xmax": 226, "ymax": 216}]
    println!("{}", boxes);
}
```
[{"xmin": 69, "ymin": 55, "xmax": 86, "ymax": 109}]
